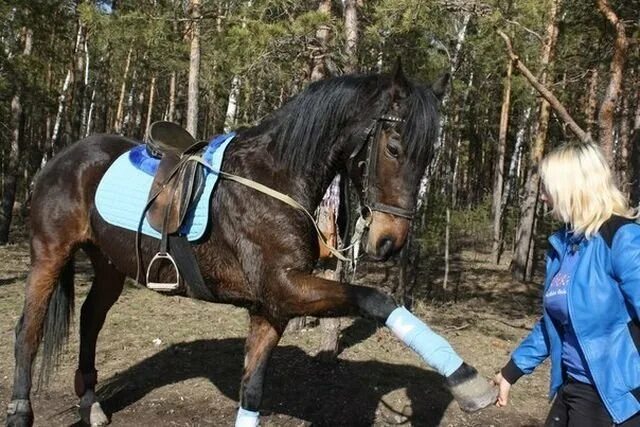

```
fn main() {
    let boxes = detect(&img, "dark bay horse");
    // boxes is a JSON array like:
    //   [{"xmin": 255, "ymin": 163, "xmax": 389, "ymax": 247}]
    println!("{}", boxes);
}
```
[{"xmin": 7, "ymin": 65, "xmax": 496, "ymax": 426}]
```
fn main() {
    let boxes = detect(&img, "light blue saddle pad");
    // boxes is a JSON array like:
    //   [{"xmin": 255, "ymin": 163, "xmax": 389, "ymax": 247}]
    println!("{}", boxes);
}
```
[{"xmin": 95, "ymin": 133, "xmax": 236, "ymax": 241}]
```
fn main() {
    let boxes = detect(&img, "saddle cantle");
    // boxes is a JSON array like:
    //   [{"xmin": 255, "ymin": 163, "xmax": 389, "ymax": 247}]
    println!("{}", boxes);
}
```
[{"xmin": 147, "ymin": 121, "xmax": 200, "ymax": 157}]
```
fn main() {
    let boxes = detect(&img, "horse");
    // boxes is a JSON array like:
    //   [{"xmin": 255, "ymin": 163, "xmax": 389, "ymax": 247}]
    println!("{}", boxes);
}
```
[{"xmin": 6, "ymin": 63, "xmax": 496, "ymax": 427}]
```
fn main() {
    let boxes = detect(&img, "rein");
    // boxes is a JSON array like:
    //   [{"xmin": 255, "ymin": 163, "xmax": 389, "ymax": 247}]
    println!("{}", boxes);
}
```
[{"xmin": 188, "ymin": 156, "xmax": 357, "ymax": 262}]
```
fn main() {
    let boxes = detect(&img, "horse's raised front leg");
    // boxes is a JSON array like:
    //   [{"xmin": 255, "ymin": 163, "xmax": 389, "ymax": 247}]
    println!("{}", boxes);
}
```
[
  {"xmin": 273, "ymin": 270, "xmax": 497, "ymax": 412},
  {"xmin": 235, "ymin": 314, "xmax": 286, "ymax": 427},
  {"xmin": 75, "ymin": 248, "xmax": 125, "ymax": 426}
]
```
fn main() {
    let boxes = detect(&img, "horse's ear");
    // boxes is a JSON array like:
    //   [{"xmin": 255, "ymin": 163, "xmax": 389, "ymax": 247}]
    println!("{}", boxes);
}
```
[
  {"xmin": 432, "ymin": 72, "xmax": 450, "ymax": 101},
  {"xmin": 390, "ymin": 57, "xmax": 410, "ymax": 100}
]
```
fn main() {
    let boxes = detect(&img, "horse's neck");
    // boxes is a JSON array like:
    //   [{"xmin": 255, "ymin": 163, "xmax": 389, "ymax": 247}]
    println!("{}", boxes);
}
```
[{"xmin": 226, "ymin": 133, "xmax": 341, "ymax": 212}]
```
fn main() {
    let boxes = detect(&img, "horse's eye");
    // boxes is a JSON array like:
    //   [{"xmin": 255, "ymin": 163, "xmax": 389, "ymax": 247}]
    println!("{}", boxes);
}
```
[{"xmin": 386, "ymin": 144, "xmax": 400, "ymax": 159}]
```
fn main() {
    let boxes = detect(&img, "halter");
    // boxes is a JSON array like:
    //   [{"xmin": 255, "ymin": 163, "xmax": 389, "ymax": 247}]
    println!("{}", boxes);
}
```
[{"xmin": 348, "ymin": 114, "xmax": 415, "ymax": 220}]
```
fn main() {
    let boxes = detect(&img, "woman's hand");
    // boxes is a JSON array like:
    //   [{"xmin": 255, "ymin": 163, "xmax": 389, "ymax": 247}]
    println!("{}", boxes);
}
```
[{"xmin": 493, "ymin": 372, "xmax": 511, "ymax": 407}]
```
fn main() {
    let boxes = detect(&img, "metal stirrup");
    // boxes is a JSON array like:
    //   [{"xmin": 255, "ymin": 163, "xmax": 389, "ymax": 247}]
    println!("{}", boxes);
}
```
[{"xmin": 146, "ymin": 252, "xmax": 180, "ymax": 291}]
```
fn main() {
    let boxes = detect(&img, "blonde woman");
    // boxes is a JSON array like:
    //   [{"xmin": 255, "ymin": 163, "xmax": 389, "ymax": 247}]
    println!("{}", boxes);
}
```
[{"xmin": 494, "ymin": 142, "xmax": 640, "ymax": 426}]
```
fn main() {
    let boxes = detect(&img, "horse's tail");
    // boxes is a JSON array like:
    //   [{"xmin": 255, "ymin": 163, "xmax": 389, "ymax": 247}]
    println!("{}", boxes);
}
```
[{"xmin": 38, "ymin": 258, "xmax": 75, "ymax": 387}]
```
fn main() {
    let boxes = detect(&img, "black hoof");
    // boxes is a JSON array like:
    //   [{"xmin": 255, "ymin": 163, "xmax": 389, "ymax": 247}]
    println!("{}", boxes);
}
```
[{"xmin": 446, "ymin": 363, "xmax": 498, "ymax": 413}]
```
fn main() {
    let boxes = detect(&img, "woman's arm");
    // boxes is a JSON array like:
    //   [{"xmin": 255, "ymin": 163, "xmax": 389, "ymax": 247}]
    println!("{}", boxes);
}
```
[
  {"xmin": 611, "ymin": 224, "xmax": 640, "ymax": 319},
  {"xmin": 501, "ymin": 316, "xmax": 552, "ymax": 384}
]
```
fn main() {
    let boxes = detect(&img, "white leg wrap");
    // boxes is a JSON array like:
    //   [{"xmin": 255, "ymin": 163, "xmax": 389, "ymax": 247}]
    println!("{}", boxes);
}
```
[
  {"xmin": 235, "ymin": 407, "xmax": 259, "ymax": 427},
  {"xmin": 386, "ymin": 306, "xmax": 463, "ymax": 377}
]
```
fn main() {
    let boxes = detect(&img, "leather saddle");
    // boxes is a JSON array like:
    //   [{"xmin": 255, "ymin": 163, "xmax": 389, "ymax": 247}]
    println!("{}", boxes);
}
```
[
  {"xmin": 142, "ymin": 121, "xmax": 208, "ymax": 292},
  {"xmin": 146, "ymin": 121, "xmax": 207, "ymax": 234}
]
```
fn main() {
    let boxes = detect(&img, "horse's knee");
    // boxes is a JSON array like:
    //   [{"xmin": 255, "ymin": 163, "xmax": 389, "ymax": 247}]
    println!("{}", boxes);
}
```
[{"xmin": 350, "ymin": 286, "xmax": 397, "ymax": 323}]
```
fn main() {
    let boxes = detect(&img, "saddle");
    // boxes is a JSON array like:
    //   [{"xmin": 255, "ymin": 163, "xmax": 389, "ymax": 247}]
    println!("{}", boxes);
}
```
[
  {"xmin": 146, "ymin": 121, "xmax": 207, "ymax": 234},
  {"xmin": 142, "ymin": 121, "xmax": 209, "ymax": 293}
]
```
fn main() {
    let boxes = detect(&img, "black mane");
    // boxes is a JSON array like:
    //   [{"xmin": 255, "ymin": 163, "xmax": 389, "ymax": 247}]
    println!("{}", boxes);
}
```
[{"xmin": 250, "ymin": 74, "xmax": 440, "ymax": 173}]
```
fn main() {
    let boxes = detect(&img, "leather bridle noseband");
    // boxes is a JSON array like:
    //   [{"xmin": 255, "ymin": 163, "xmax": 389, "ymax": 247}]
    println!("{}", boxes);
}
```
[{"xmin": 348, "ymin": 114, "xmax": 415, "ymax": 221}]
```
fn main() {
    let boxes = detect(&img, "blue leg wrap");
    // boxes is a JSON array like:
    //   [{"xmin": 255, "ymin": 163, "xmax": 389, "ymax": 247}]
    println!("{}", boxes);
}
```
[
  {"xmin": 386, "ymin": 306, "xmax": 463, "ymax": 377},
  {"xmin": 235, "ymin": 407, "xmax": 259, "ymax": 427}
]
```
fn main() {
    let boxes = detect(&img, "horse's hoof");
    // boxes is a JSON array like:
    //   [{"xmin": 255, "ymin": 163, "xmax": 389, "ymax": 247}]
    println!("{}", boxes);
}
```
[
  {"xmin": 79, "ymin": 391, "xmax": 109, "ymax": 426},
  {"xmin": 79, "ymin": 402, "xmax": 109, "ymax": 426},
  {"xmin": 446, "ymin": 363, "xmax": 498, "ymax": 413},
  {"xmin": 6, "ymin": 400, "xmax": 33, "ymax": 427}
]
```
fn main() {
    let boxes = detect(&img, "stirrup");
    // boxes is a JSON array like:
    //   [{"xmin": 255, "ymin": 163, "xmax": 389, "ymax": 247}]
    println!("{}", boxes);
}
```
[{"xmin": 146, "ymin": 252, "xmax": 180, "ymax": 291}]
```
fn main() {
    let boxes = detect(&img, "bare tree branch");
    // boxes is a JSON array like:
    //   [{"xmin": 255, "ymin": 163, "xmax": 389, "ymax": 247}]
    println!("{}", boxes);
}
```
[
  {"xmin": 496, "ymin": 29, "xmax": 590, "ymax": 143},
  {"xmin": 505, "ymin": 19, "xmax": 543, "ymax": 42}
]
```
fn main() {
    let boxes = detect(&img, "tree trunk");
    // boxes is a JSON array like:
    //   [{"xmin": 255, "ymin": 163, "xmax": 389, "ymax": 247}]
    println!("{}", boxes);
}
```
[
  {"xmin": 223, "ymin": 76, "xmax": 241, "ymax": 133},
  {"xmin": 443, "ymin": 208, "xmax": 451, "ymax": 290},
  {"xmin": 491, "ymin": 58, "xmax": 512, "ymax": 264},
  {"xmin": 144, "ymin": 75, "xmax": 157, "ymax": 140},
  {"xmin": 309, "ymin": 0, "xmax": 332, "ymax": 81},
  {"xmin": 596, "ymin": 0, "xmax": 628, "ymax": 165},
  {"xmin": 121, "ymin": 67, "xmax": 137, "ymax": 134},
  {"xmin": 223, "ymin": 1, "xmax": 251, "ymax": 133},
  {"xmin": 0, "ymin": 27, "xmax": 33, "ymax": 244},
  {"xmin": 85, "ymin": 84, "xmax": 97, "ymax": 137},
  {"xmin": 114, "ymin": 47, "xmax": 133, "ymax": 133},
  {"xmin": 585, "ymin": 69, "xmax": 598, "ymax": 135},
  {"xmin": 343, "ymin": 0, "xmax": 358, "ymax": 73},
  {"xmin": 133, "ymin": 77, "xmax": 146, "ymax": 138},
  {"xmin": 169, "ymin": 71, "xmax": 177, "ymax": 122},
  {"xmin": 451, "ymin": 71, "xmax": 474, "ymax": 207},
  {"xmin": 630, "ymin": 93, "xmax": 640, "ymax": 206},
  {"xmin": 417, "ymin": 13, "xmax": 471, "ymax": 210},
  {"xmin": 618, "ymin": 93, "xmax": 631, "ymax": 188},
  {"xmin": 500, "ymin": 105, "xmax": 531, "ymax": 218},
  {"xmin": 48, "ymin": 22, "xmax": 83, "ymax": 162},
  {"xmin": 79, "ymin": 38, "xmax": 90, "ymax": 138},
  {"xmin": 186, "ymin": 0, "xmax": 201, "ymax": 137},
  {"xmin": 510, "ymin": 0, "xmax": 561, "ymax": 281}
]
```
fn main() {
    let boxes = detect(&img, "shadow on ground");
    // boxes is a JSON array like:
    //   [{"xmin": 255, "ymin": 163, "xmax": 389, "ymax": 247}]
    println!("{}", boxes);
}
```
[{"xmin": 98, "ymin": 338, "xmax": 452, "ymax": 427}]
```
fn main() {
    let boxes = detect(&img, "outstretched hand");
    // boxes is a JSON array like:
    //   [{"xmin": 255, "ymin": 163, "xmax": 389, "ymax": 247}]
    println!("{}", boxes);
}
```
[{"xmin": 493, "ymin": 372, "xmax": 511, "ymax": 407}]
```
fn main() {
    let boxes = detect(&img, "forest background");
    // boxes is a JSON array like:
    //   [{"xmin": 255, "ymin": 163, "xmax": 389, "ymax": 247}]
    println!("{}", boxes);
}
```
[
  {"xmin": 1, "ymin": 1, "xmax": 640, "ymax": 425},
  {"xmin": 1, "ymin": 0, "xmax": 640, "ymax": 318}
]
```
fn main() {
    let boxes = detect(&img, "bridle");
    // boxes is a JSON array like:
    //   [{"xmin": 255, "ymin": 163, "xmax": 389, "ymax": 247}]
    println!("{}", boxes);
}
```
[{"xmin": 348, "ymin": 114, "xmax": 416, "ymax": 221}]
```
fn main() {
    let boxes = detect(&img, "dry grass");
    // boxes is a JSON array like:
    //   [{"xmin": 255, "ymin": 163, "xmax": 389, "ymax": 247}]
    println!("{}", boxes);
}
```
[{"xmin": 0, "ymin": 241, "xmax": 551, "ymax": 426}]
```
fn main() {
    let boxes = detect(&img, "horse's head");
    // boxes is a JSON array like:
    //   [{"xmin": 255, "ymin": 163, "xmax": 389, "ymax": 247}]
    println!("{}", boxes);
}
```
[{"xmin": 346, "ymin": 62, "xmax": 448, "ymax": 261}]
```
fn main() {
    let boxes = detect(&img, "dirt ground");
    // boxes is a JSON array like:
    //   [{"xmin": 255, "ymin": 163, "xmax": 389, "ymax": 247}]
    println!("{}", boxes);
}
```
[{"xmin": 0, "ymin": 236, "xmax": 552, "ymax": 426}]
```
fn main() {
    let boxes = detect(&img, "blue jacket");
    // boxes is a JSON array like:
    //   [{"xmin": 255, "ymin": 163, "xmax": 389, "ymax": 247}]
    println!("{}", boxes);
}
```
[{"xmin": 501, "ymin": 216, "xmax": 640, "ymax": 423}]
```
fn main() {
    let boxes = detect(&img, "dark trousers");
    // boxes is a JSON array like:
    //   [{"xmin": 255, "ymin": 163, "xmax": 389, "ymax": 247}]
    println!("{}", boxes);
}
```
[{"xmin": 545, "ymin": 378, "xmax": 640, "ymax": 427}]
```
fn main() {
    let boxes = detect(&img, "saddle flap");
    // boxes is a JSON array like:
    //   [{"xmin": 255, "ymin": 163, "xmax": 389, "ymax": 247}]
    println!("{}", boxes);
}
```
[
  {"xmin": 146, "ymin": 153, "xmax": 202, "ymax": 234},
  {"xmin": 148, "ymin": 121, "xmax": 197, "ymax": 154}
]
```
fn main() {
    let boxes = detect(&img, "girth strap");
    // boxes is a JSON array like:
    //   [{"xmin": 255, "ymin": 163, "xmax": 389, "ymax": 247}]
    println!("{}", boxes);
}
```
[{"xmin": 168, "ymin": 235, "xmax": 213, "ymax": 300}]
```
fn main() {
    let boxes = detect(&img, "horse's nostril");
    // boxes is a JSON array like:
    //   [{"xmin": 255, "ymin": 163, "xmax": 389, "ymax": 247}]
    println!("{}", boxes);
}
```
[{"xmin": 377, "ymin": 237, "xmax": 395, "ymax": 258}]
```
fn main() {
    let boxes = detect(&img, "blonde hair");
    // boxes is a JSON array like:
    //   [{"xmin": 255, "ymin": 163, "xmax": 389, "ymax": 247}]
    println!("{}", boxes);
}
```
[{"xmin": 539, "ymin": 142, "xmax": 638, "ymax": 239}]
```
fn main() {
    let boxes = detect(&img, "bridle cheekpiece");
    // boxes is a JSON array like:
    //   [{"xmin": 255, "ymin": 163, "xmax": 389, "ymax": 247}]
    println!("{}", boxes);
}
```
[{"xmin": 348, "ymin": 114, "xmax": 415, "ymax": 221}]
